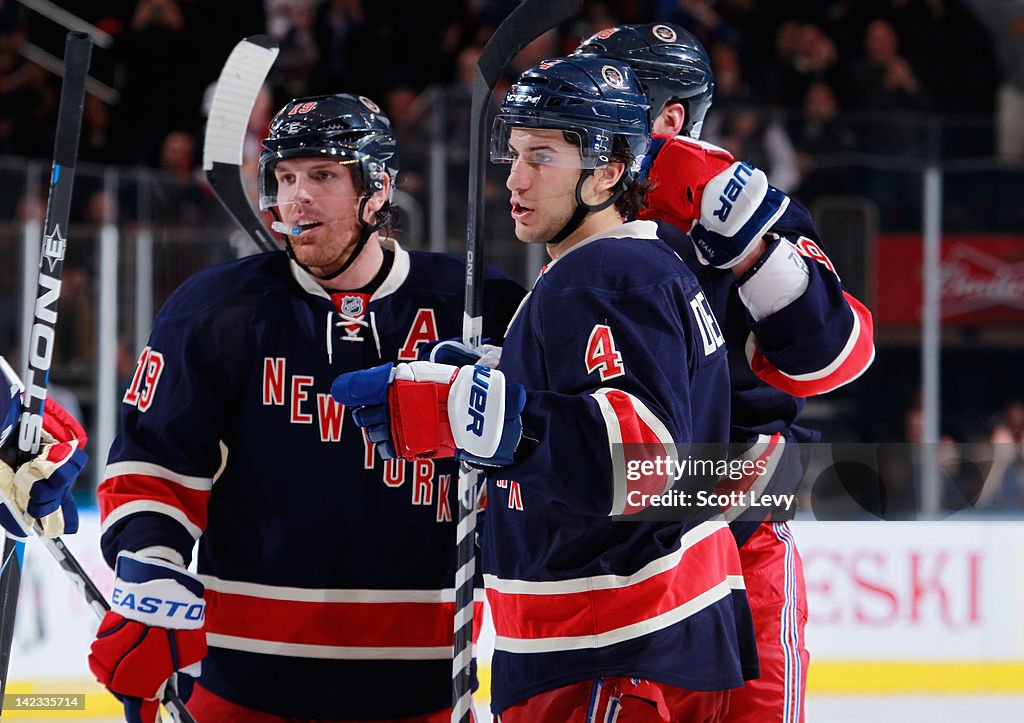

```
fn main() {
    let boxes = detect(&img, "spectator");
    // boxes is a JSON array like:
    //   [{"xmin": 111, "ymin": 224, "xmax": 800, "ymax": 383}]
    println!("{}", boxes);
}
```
[
  {"xmin": 978, "ymin": 401, "xmax": 1024, "ymax": 510},
  {"xmin": 110, "ymin": 0, "xmax": 203, "ymax": 166},
  {"xmin": 772, "ymin": 22, "xmax": 841, "ymax": 108},
  {"xmin": 705, "ymin": 43, "xmax": 801, "ymax": 192},
  {"xmin": 964, "ymin": 0, "xmax": 1024, "ymax": 160},
  {"xmin": 789, "ymin": 81, "xmax": 861, "ymax": 197},
  {"xmin": 848, "ymin": 19, "xmax": 929, "ymax": 117}
]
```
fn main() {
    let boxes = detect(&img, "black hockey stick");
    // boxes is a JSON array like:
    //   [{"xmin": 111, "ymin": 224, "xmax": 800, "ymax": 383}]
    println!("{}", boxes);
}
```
[
  {"xmin": 453, "ymin": 2, "xmax": 582, "ymax": 720},
  {"xmin": 0, "ymin": 32, "xmax": 194, "ymax": 723},
  {"xmin": 202, "ymin": 35, "xmax": 280, "ymax": 253},
  {"xmin": 0, "ymin": 30, "xmax": 92, "ymax": 707}
]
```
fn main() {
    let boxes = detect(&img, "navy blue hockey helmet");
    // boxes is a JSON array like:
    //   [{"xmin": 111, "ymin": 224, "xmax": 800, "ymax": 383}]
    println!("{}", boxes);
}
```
[
  {"xmin": 574, "ymin": 23, "xmax": 714, "ymax": 139},
  {"xmin": 259, "ymin": 93, "xmax": 398, "ymax": 211},
  {"xmin": 492, "ymin": 57, "xmax": 651, "ymax": 181}
]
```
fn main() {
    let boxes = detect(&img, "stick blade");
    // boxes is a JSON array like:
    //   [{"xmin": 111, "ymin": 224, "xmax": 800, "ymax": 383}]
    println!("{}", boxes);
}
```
[{"xmin": 202, "ymin": 35, "xmax": 279, "ymax": 170}]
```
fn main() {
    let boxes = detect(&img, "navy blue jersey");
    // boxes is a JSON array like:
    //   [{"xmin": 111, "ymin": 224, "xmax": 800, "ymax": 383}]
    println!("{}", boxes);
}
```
[
  {"xmin": 99, "ymin": 240, "xmax": 524, "ymax": 719},
  {"xmin": 483, "ymin": 221, "xmax": 758, "ymax": 713},
  {"xmin": 656, "ymin": 198, "xmax": 875, "ymax": 540}
]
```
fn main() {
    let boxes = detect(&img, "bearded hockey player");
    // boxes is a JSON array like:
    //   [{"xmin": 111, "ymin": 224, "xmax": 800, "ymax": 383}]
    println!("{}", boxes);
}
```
[{"xmin": 89, "ymin": 94, "xmax": 523, "ymax": 722}]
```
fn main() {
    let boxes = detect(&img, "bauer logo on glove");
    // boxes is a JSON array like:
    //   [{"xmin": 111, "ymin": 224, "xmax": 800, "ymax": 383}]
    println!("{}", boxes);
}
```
[{"xmin": 691, "ymin": 161, "xmax": 790, "ymax": 269}]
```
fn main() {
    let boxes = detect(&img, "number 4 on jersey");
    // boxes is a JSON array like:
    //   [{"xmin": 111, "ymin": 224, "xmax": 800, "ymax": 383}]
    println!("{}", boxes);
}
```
[{"xmin": 585, "ymin": 324, "xmax": 625, "ymax": 381}]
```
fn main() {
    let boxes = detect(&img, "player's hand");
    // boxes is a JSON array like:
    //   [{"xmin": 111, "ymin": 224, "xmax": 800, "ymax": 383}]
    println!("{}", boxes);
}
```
[
  {"xmin": 332, "ymin": 361, "xmax": 525, "ymax": 467},
  {"xmin": 418, "ymin": 339, "xmax": 503, "ymax": 369},
  {"xmin": 88, "ymin": 552, "xmax": 207, "ymax": 723},
  {"xmin": 0, "ymin": 360, "xmax": 87, "ymax": 538},
  {"xmin": 638, "ymin": 134, "xmax": 734, "ymax": 228},
  {"xmin": 690, "ymin": 161, "xmax": 790, "ymax": 269}
]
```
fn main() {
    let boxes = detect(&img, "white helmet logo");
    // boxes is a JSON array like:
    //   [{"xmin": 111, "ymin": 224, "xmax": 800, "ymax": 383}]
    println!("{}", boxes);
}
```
[
  {"xmin": 359, "ymin": 96, "xmax": 382, "ymax": 114},
  {"xmin": 652, "ymin": 24, "xmax": 678, "ymax": 43},
  {"xmin": 601, "ymin": 64, "xmax": 626, "ymax": 89}
]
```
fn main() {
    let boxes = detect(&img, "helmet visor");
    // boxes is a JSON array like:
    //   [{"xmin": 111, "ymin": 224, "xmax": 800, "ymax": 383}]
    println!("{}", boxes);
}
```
[
  {"xmin": 260, "ymin": 156, "xmax": 367, "ymax": 211},
  {"xmin": 490, "ymin": 118, "xmax": 612, "ymax": 170}
]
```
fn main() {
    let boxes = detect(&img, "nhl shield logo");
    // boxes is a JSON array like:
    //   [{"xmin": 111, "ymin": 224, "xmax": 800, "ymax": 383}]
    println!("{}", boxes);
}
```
[
  {"xmin": 601, "ymin": 64, "xmax": 626, "ymax": 90},
  {"xmin": 652, "ymin": 24, "xmax": 678, "ymax": 43},
  {"xmin": 340, "ymin": 295, "xmax": 364, "ymax": 317}
]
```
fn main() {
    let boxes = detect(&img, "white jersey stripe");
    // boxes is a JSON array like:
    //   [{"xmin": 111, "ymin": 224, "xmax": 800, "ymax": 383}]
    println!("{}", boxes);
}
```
[{"xmin": 206, "ymin": 633, "xmax": 452, "ymax": 660}]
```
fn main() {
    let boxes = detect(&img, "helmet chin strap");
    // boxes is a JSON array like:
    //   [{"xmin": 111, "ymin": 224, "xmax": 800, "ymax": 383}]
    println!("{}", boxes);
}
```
[
  {"xmin": 545, "ymin": 169, "xmax": 626, "ymax": 247},
  {"xmin": 279, "ymin": 195, "xmax": 390, "ymax": 282}
]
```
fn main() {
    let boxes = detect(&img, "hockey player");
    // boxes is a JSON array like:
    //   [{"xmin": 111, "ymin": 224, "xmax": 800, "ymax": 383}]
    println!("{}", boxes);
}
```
[
  {"xmin": 333, "ymin": 58, "xmax": 757, "ymax": 722},
  {"xmin": 88, "ymin": 94, "xmax": 524, "ymax": 722},
  {"xmin": 575, "ymin": 23, "xmax": 876, "ymax": 723},
  {"xmin": 0, "ymin": 356, "xmax": 86, "ymax": 538}
]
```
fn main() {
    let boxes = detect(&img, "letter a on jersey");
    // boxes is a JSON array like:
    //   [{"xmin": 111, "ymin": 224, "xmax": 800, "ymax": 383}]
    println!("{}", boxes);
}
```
[
  {"xmin": 585, "ymin": 324, "xmax": 624, "ymax": 381},
  {"xmin": 398, "ymin": 309, "xmax": 439, "ymax": 360}
]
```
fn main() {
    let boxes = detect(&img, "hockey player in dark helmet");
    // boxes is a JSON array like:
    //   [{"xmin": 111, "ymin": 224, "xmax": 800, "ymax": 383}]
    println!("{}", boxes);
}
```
[
  {"xmin": 579, "ymin": 23, "xmax": 876, "ymax": 723},
  {"xmin": 490, "ymin": 56, "xmax": 652, "ymax": 250},
  {"xmin": 573, "ymin": 22, "xmax": 714, "ymax": 139},
  {"xmin": 89, "ymin": 87, "xmax": 525, "ymax": 723},
  {"xmin": 334, "ymin": 55, "xmax": 757, "ymax": 721},
  {"xmin": 259, "ymin": 93, "xmax": 398, "ymax": 281}
]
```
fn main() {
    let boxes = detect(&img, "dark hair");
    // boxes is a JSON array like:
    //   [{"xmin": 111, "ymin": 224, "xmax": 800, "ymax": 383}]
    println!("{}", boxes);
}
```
[{"xmin": 610, "ymin": 135, "xmax": 650, "ymax": 219}]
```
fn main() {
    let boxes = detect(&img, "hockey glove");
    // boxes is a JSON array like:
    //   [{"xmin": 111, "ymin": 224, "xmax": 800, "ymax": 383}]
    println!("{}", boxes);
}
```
[
  {"xmin": 88, "ymin": 552, "xmax": 207, "ymax": 723},
  {"xmin": 332, "ymin": 361, "xmax": 525, "ymax": 467},
  {"xmin": 0, "ymin": 358, "xmax": 87, "ymax": 537},
  {"xmin": 690, "ymin": 161, "xmax": 790, "ymax": 269},
  {"xmin": 418, "ymin": 339, "xmax": 503, "ymax": 369},
  {"xmin": 638, "ymin": 134, "xmax": 735, "ymax": 228}
]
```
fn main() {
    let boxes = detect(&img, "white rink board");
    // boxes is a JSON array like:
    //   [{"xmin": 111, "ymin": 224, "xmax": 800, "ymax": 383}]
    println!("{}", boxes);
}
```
[
  {"xmin": 8, "ymin": 510, "xmax": 111, "ymax": 681},
  {"xmin": 792, "ymin": 520, "xmax": 1024, "ymax": 661},
  {"xmin": 7, "ymin": 515, "xmax": 1024, "ymax": 688}
]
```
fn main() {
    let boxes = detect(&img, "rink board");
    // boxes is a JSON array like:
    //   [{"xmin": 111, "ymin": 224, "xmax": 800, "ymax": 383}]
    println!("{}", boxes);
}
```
[{"xmin": 3, "ymin": 514, "xmax": 1023, "ymax": 720}]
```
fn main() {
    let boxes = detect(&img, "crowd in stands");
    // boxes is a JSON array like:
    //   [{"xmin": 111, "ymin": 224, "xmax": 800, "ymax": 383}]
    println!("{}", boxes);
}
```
[{"xmin": 0, "ymin": 0, "xmax": 1017, "ymax": 175}]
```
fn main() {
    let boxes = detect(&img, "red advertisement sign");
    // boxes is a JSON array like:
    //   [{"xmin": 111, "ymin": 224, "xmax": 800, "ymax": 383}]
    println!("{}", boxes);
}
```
[{"xmin": 874, "ymin": 234, "xmax": 1024, "ymax": 325}]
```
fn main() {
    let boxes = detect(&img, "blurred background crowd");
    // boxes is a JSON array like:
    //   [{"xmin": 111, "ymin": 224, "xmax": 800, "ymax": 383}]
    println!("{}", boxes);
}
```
[{"xmin": 2, "ymin": 0, "xmax": 1024, "ymax": 512}]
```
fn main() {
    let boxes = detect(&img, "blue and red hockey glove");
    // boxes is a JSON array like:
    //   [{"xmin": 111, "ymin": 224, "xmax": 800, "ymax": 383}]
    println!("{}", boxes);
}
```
[
  {"xmin": 638, "ymin": 135, "xmax": 789, "ymax": 269},
  {"xmin": 0, "ymin": 357, "xmax": 86, "ymax": 537},
  {"xmin": 331, "ymin": 361, "xmax": 525, "ymax": 468},
  {"xmin": 88, "ymin": 552, "xmax": 207, "ymax": 723}
]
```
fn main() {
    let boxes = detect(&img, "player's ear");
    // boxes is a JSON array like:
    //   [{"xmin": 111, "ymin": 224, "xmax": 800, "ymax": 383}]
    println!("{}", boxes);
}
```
[
  {"xmin": 593, "ymin": 161, "xmax": 625, "ymax": 195},
  {"xmin": 364, "ymin": 173, "xmax": 390, "ymax": 219},
  {"xmin": 653, "ymin": 102, "xmax": 686, "ymax": 136}
]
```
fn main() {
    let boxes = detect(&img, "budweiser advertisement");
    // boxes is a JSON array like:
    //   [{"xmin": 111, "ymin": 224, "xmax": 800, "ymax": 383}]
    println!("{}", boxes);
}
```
[{"xmin": 874, "ymin": 234, "xmax": 1024, "ymax": 325}]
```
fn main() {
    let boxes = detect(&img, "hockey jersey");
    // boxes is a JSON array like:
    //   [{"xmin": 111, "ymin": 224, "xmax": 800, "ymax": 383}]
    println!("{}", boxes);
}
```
[
  {"xmin": 656, "ymin": 197, "xmax": 875, "ymax": 540},
  {"xmin": 482, "ymin": 220, "xmax": 758, "ymax": 713},
  {"xmin": 98, "ymin": 239, "xmax": 524, "ymax": 719}
]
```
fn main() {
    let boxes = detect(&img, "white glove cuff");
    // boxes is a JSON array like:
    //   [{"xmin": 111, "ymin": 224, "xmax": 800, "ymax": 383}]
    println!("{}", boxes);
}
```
[
  {"xmin": 737, "ymin": 238, "xmax": 810, "ymax": 321},
  {"xmin": 111, "ymin": 551, "xmax": 206, "ymax": 630}
]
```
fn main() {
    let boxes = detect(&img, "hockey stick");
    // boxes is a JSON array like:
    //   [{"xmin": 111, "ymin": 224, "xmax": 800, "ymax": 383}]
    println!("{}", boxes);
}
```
[
  {"xmin": 202, "ymin": 34, "xmax": 280, "ymax": 253},
  {"xmin": 0, "ymin": 29, "xmax": 92, "ymax": 706},
  {"xmin": 453, "ymin": 2, "xmax": 583, "ymax": 720},
  {"xmin": 0, "ymin": 32, "xmax": 194, "ymax": 723}
]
